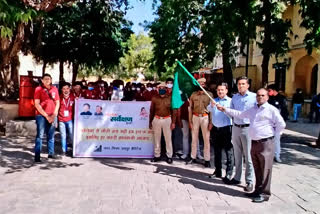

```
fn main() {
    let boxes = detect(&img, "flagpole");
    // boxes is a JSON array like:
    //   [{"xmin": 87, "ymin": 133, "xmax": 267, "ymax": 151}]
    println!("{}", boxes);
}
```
[{"xmin": 176, "ymin": 59, "xmax": 216, "ymax": 104}]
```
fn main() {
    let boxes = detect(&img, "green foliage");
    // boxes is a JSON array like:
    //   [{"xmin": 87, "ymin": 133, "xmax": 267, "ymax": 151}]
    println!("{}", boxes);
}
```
[
  {"xmin": 26, "ymin": 0, "xmax": 132, "ymax": 76},
  {"xmin": 117, "ymin": 33, "xmax": 154, "ymax": 79},
  {"xmin": 148, "ymin": 0, "xmax": 204, "ymax": 75},
  {"xmin": 0, "ymin": 0, "xmax": 36, "ymax": 38},
  {"xmin": 299, "ymin": 0, "xmax": 320, "ymax": 54},
  {"xmin": 255, "ymin": 0, "xmax": 293, "ymax": 59}
]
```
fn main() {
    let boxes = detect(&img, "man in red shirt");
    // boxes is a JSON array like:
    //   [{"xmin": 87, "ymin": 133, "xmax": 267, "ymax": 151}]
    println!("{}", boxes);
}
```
[
  {"xmin": 58, "ymin": 82, "xmax": 75, "ymax": 156},
  {"xmin": 84, "ymin": 82, "xmax": 98, "ymax": 99},
  {"xmin": 142, "ymin": 83, "xmax": 154, "ymax": 101},
  {"xmin": 34, "ymin": 74, "xmax": 60, "ymax": 162},
  {"xmin": 72, "ymin": 81, "xmax": 84, "ymax": 99}
]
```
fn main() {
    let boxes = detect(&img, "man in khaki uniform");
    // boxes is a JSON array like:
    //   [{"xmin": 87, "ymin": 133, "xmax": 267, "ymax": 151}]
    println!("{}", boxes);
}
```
[
  {"xmin": 149, "ymin": 83, "xmax": 175, "ymax": 164},
  {"xmin": 187, "ymin": 78, "xmax": 213, "ymax": 167}
]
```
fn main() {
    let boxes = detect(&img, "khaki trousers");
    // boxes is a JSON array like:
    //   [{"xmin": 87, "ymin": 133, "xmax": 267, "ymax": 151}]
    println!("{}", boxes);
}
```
[
  {"xmin": 152, "ymin": 117, "xmax": 173, "ymax": 158},
  {"xmin": 191, "ymin": 115, "xmax": 210, "ymax": 161}
]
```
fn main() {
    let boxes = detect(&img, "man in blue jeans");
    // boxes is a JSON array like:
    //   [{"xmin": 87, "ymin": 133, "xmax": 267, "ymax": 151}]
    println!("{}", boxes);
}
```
[
  {"xmin": 292, "ymin": 88, "xmax": 304, "ymax": 122},
  {"xmin": 58, "ymin": 82, "xmax": 75, "ymax": 156},
  {"xmin": 34, "ymin": 74, "xmax": 60, "ymax": 162}
]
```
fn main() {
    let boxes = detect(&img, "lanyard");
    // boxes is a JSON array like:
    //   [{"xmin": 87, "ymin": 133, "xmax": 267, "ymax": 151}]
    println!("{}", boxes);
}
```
[{"xmin": 63, "ymin": 97, "xmax": 71, "ymax": 108}]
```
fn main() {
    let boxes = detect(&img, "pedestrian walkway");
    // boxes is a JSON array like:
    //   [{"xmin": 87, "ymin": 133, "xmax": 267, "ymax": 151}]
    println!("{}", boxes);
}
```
[{"xmin": 0, "ymin": 127, "xmax": 319, "ymax": 213}]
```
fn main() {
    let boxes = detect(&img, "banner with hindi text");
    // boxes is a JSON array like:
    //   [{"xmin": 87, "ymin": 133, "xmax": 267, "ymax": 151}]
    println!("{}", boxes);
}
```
[{"xmin": 73, "ymin": 99, "xmax": 153, "ymax": 158}]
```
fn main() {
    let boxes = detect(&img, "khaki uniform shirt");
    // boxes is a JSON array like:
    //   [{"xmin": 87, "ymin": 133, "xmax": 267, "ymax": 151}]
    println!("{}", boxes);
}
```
[
  {"xmin": 149, "ymin": 94, "xmax": 176, "ymax": 125},
  {"xmin": 189, "ymin": 91, "xmax": 213, "ymax": 122}
]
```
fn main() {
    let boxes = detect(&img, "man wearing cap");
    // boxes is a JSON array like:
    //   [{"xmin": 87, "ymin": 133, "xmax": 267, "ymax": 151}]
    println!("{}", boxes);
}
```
[
  {"xmin": 187, "ymin": 78, "xmax": 213, "ymax": 167},
  {"xmin": 225, "ymin": 76, "xmax": 256, "ymax": 193},
  {"xmin": 267, "ymin": 84, "xmax": 288, "ymax": 163},
  {"xmin": 149, "ymin": 82, "xmax": 175, "ymax": 164}
]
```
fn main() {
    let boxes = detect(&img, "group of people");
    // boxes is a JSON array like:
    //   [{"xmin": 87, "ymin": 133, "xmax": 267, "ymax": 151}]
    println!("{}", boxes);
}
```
[
  {"xmin": 149, "ymin": 76, "xmax": 286, "ymax": 203},
  {"xmin": 34, "ymin": 73, "xmax": 288, "ymax": 203}
]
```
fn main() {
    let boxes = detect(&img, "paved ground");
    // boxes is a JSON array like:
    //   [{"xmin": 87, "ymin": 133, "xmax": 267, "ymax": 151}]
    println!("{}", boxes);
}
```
[{"xmin": 0, "ymin": 121, "xmax": 320, "ymax": 214}]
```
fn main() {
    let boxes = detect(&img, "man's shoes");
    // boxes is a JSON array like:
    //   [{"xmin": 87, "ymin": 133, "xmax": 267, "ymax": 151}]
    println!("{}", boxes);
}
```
[
  {"xmin": 151, "ymin": 157, "xmax": 161, "ymax": 162},
  {"xmin": 210, "ymin": 170, "xmax": 222, "ymax": 178},
  {"xmin": 166, "ymin": 158, "xmax": 173, "ymax": 164},
  {"xmin": 274, "ymin": 157, "xmax": 282, "ymax": 163},
  {"xmin": 224, "ymin": 178, "xmax": 241, "ymax": 185},
  {"xmin": 179, "ymin": 154, "xmax": 188, "ymax": 160},
  {"xmin": 252, "ymin": 195, "xmax": 269, "ymax": 203},
  {"xmin": 34, "ymin": 158, "xmax": 41, "ymax": 163},
  {"xmin": 196, "ymin": 155, "xmax": 204, "ymax": 160},
  {"xmin": 222, "ymin": 174, "xmax": 232, "ymax": 183},
  {"xmin": 245, "ymin": 192, "xmax": 259, "ymax": 198},
  {"xmin": 204, "ymin": 161, "xmax": 211, "ymax": 168},
  {"xmin": 244, "ymin": 183, "xmax": 254, "ymax": 192},
  {"xmin": 48, "ymin": 155, "xmax": 60, "ymax": 160},
  {"xmin": 186, "ymin": 158, "xmax": 196, "ymax": 165}
]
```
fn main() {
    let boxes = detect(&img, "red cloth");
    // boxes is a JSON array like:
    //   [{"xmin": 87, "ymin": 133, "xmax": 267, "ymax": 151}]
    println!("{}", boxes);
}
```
[
  {"xmin": 58, "ymin": 95, "xmax": 75, "ymax": 122},
  {"xmin": 34, "ymin": 85, "xmax": 59, "ymax": 116},
  {"xmin": 142, "ymin": 90, "xmax": 156, "ymax": 101},
  {"xmin": 135, "ymin": 91, "xmax": 144, "ymax": 101},
  {"xmin": 180, "ymin": 101, "xmax": 189, "ymax": 121},
  {"xmin": 72, "ymin": 91, "xmax": 84, "ymax": 99},
  {"xmin": 84, "ymin": 89, "xmax": 98, "ymax": 99},
  {"xmin": 96, "ymin": 87, "xmax": 108, "ymax": 100}
]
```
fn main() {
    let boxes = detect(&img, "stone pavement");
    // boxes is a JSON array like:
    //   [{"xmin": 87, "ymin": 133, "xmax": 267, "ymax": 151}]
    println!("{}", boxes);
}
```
[{"xmin": 0, "ymin": 122, "xmax": 320, "ymax": 214}]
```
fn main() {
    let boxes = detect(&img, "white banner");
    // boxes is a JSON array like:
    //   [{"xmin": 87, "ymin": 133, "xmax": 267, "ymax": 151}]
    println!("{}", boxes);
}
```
[{"xmin": 73, "ymin": 99, "xmax": 154, "ymax": 158}]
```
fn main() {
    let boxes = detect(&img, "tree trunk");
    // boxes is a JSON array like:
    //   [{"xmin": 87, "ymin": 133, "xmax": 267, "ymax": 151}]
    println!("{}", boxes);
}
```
[
  {"xmin": 11, "ymin": 55, "xmax": 20, "ymax": 97},
  {"xmin": 59, "ymin": 60, "xmax": 64, "ymax": 82},
  {"xmin": 42, "ymin": 61, "xmax": 47, "ymax": 76},
  {"xmin": 72, "ymin": 62, "xmax": 79, "ymax": 84},
  {"xmin": 261, "ymin": 0, "xmax": 272, "ymax": 87},
  {"xmin": 0, "ymin": 22, "xmax": 25, "ymax": 98},
  {"xmin": 221, "ymin": 36, "xmax": 233, "ymax": 94}
]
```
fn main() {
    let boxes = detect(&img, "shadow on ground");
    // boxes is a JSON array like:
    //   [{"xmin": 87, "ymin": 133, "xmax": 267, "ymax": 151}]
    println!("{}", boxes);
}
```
[
  {"xmin": 0, "ymin": 136, "xmax": 83, "ymax": 174},
  {"xmin": 153, "ymin": 163, "xmax": 247, "ymax": 199},
  {"xmin": 280, "ymin": 133, "xmax": 320, "ymax": 169}
]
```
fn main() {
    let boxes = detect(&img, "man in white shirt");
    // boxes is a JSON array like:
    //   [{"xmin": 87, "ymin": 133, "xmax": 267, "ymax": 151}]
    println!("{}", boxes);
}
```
[{"xmin": 217, "ymin": 88, "xmax": 286, "ymax": 203}]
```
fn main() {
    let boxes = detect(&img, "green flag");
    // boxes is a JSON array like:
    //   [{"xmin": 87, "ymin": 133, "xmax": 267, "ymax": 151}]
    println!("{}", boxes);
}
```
[{"xmin": 171, "ymin": 60, "xmax": 200, "ymax": 109}]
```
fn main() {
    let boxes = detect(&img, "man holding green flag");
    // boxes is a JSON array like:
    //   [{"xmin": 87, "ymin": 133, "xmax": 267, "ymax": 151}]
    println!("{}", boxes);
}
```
[{"xmin": 172, "ymin": 61, "xmax": 214, "ymax": 167}]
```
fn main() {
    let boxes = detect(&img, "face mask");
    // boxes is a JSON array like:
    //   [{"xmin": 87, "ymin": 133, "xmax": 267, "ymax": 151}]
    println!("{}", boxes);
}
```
[
  {"xmin": 137, "ymin": 88, "xmax": 141, "ymax": 92},
  {"xmin": 88, "ymin": 87, "xmax": 94, "ymax": 91},
  {"xmin": 159, "ymin": 89, "xmax": 166, "ymax": 95},
  {"xmin": 132, "ymin": 87, "xmax": 136, "ymax": 91},
  {"xmin": 147, "ymin": 87, "xmax": 152, "ymax": 92},
  {"xmin": 167, "ymin": 83, "xmax": 173, "ymax": 88}
]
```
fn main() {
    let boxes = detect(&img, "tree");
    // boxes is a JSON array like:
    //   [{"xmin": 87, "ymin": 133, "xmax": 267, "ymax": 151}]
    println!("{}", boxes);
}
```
[
  {"xmin": 299, "ymin": 0, "xmax": 320, "ymax": 54},
  {"xmin": 255, "ymin": 1, "xmax": 293, "ymax": 86},
  {"xmin": 117, "ymin": 33, "xmax": 154, "ymax": 79},
  {"xmin": 148, "ymin": 0, "xmax": 204, "ymax": 77},
  {"xmin": 0, "ymin": 0, "xmax": 36, "ymax": 99},
  {"xmin": 25, "ymin": 0, "xmax": 133, "ymax": 83},
  {"xmin": 201, "ymin": 0, "xmax": 257, "ymax": 91},
  {"xmin": 20, "ymin": 0, "xmax": 76, "ymax": 12}
]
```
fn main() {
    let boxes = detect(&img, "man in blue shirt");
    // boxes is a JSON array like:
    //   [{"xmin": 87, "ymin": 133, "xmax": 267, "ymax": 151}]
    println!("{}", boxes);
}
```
[
  {"xmin": 207, "ymin": 82, "xmax": 234, "ymax": 179},
  {"xmin": 226, "ymin": 76, "xmax": 256, "ymax": 193}
]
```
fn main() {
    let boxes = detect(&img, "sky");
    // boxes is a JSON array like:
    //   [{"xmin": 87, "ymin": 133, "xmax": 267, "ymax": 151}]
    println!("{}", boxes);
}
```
[{"xmin": 125, "ymin": 0, "xmax": 157, "ymax": 34}]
